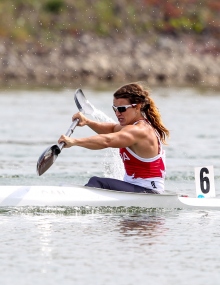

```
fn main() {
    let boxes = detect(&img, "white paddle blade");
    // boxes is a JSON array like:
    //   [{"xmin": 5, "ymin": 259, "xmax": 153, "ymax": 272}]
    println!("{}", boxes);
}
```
[{"xmin": 74, "ymin": 89, "xmax": 95, "ymax": 115}]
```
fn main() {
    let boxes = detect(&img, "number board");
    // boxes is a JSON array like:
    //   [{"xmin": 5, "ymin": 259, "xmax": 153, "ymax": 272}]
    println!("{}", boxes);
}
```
[{"xmin": 194, "ymin": 166, "xmax": 215, "ymax": 198}]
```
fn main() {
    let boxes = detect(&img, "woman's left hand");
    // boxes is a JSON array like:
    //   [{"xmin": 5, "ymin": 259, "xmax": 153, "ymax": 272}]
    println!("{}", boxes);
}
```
[{"xmin": 58, "ymin": 135, "xmax": 75, "ymax": 148}]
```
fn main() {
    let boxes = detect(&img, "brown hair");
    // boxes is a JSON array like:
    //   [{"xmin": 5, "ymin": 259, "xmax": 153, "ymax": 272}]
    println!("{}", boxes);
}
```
[{"xmin": 113, "ymin": 82, "xmax": 169, "ymax": 144}]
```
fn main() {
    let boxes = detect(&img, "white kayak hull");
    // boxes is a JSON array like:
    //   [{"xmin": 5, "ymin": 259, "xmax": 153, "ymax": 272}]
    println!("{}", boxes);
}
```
[{"xmin": 0, "ymin": 185, "xmax": 220, "ymax": 209}]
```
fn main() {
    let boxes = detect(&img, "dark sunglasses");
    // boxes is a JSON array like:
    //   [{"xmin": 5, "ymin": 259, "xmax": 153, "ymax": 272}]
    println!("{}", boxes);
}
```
[{"xmin": 112, "ymin": 104, "xmax": 137, "ymax": 113}]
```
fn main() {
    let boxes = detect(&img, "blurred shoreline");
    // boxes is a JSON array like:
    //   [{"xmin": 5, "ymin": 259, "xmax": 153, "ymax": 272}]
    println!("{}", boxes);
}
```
[{"xmin": 0, "ymin": 33, "xmax": 220, "ymax": 88}]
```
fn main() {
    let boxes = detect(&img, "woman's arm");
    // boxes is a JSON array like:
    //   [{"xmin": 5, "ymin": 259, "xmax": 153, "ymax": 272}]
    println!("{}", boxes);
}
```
[
  {"xmin": 86, "ymin": 119, "xmax": 119, "ymax": 134},
  {"xmin": 58, "ymin": 125, "xmax": 141, "ymax": 150},
  {"xmin": 72, "ymin": 112, "xmax": 120, "ymax": 134}
]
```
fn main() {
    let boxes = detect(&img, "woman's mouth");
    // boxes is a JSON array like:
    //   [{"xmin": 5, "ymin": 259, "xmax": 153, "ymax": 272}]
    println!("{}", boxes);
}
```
[{"xmin": 118, "ymin": 117, "xmax": 124, "ymax": 124}]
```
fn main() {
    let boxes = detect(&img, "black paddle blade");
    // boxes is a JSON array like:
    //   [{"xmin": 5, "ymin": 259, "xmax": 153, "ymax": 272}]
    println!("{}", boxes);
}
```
[{"xmin": 37, "ymin": 144, "xmax": 61, "ymax": 176}]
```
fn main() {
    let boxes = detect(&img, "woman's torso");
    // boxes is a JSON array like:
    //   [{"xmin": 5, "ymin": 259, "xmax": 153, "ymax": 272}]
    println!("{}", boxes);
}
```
[{"xmin": 119, "ymin": 120, "xmax": 166, "ymax": 193}]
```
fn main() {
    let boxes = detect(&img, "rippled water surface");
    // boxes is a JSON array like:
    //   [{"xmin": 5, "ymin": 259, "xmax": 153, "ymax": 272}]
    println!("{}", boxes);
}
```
[{"xmin": 0, "ymin": 86, "xmax": 220, "ymax": 284}]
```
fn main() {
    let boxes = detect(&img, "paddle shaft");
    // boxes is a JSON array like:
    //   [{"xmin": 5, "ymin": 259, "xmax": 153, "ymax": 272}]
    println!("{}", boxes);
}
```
[
  {"xmin": 58, "ymin": 118, "xmax": 79, "ymax": 150},
  {"xmin": 37, "ymin": 89, "xmax": 92, "ymax": 176}
]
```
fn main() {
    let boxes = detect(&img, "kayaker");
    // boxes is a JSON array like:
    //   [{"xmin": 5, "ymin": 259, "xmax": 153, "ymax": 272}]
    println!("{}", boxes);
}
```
[{"xmin": 58, "ymin": 82, "xmax": 169, "ymax": 194}]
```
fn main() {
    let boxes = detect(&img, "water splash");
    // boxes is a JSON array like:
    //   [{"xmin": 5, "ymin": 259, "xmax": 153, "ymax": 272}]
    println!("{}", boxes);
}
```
[
  {"xmin": 90, "ymin": 104, "xmax": 124, "ymax": 180},
  {"xmin": 0, "ymin": 206, "xmax": 169, "ymax": 215}
]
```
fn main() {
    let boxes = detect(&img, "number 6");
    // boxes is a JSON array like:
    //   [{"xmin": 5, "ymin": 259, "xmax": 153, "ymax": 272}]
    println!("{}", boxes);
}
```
[
  {"xmin": 195, "ymin": 166, "xmax": 215, "ymax": 198},
  {"xmin": 200, "ymin": 167, "xmax": 210, "ymax": 194}
]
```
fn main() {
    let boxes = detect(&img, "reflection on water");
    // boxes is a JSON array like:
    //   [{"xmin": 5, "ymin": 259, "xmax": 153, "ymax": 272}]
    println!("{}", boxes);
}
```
[
  {"xmin": 0, "ymin": 206, "xmax": 220, "ymax": 285},
  {"xmin": 35, "ymin": 217, "xmax": 53, "ymax": 273},
  {"xmin": 118, "ymin": 214, "xmax": 168, "ymax": 243}
]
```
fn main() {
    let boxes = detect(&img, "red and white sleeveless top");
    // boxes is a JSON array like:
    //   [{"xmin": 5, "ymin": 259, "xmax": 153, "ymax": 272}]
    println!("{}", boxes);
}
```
[{"xmin": 119, "ymin": 120, "xmax": 166, "ymax": 193}]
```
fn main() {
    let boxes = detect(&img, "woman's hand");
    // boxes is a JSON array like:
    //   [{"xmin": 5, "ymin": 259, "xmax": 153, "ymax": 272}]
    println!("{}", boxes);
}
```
[
  {"xmin": 72, "ymin": 112, "xmax": 89, "ymax": 127},
  {"xmin": 58, "ymin": 135, "xmax": 76, "ymax": 148}
]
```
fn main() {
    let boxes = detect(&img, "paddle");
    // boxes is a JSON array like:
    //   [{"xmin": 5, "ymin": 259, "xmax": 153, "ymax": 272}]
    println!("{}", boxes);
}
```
[{"xmin": 36, "ymin": 89, "xmax": 94, "ymax": 176}]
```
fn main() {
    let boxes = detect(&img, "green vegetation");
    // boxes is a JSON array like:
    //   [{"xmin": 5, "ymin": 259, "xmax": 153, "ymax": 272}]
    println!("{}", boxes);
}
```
[{"xmin": 0, "ymin": 0, "xmax": 219, "ymax": 42}]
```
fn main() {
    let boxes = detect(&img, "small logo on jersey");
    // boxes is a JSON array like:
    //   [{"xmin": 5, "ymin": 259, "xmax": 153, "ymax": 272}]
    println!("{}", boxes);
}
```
[
  {"xmin": 151, "ymin": 181, "xmax": 157, "ymax": 189},
  {"xmin": 120, "ymin": 152, "xmax": 130, "ymax": 161}
]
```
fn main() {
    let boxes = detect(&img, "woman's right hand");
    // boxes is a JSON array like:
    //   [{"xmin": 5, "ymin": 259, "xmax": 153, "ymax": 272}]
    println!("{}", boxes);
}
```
[{"xmin": 72, "ymin": 112, "xmax": 89, "ymax": 127}]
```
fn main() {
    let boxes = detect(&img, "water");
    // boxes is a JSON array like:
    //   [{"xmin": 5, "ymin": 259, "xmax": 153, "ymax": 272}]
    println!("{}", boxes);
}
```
[{"xmin": 0, "ymin": 86, "xmax": 220, "ymax": 284}]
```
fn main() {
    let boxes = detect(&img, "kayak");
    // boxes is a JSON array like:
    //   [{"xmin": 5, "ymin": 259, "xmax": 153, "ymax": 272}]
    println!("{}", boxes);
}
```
[{"xmin": 0, "ymin": 185, "xmax": 220, "ymax": 209}]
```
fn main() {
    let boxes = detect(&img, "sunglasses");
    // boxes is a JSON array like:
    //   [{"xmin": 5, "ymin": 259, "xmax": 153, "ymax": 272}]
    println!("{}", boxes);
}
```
[{"xmin": 112, "ymin": 104, "xmax": 137, "ymax": 113}]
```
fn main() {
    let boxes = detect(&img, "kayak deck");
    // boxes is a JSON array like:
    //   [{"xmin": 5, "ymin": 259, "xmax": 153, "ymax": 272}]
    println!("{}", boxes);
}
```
[{"xmin": 0, "ymin": 185, "xmax": 219, "ymax": 209}]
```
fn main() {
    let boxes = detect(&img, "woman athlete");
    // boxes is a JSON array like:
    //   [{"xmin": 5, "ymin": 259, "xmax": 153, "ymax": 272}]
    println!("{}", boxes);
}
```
[{"xmin": 58, "ymin": 82, "xmax": 169, "ymax": 194}]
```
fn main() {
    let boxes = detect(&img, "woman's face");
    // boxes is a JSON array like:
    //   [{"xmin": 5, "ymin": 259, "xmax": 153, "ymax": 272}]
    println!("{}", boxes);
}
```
[{"xmin": 112, "ymin": 98, "xmax": 141, "ymax": 126}]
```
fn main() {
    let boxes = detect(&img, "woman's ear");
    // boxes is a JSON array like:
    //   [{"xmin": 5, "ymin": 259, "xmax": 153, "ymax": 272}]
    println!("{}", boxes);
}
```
[{"xmin": 136, "ymin": 103, "xmax": 142, "ymax": 111}]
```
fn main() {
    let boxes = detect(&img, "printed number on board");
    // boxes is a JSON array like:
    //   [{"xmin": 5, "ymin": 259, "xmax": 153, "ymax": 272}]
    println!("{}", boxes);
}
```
[{"xmin": 195, "ymin": 166, "xmax": 215, "ymax": 198}]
